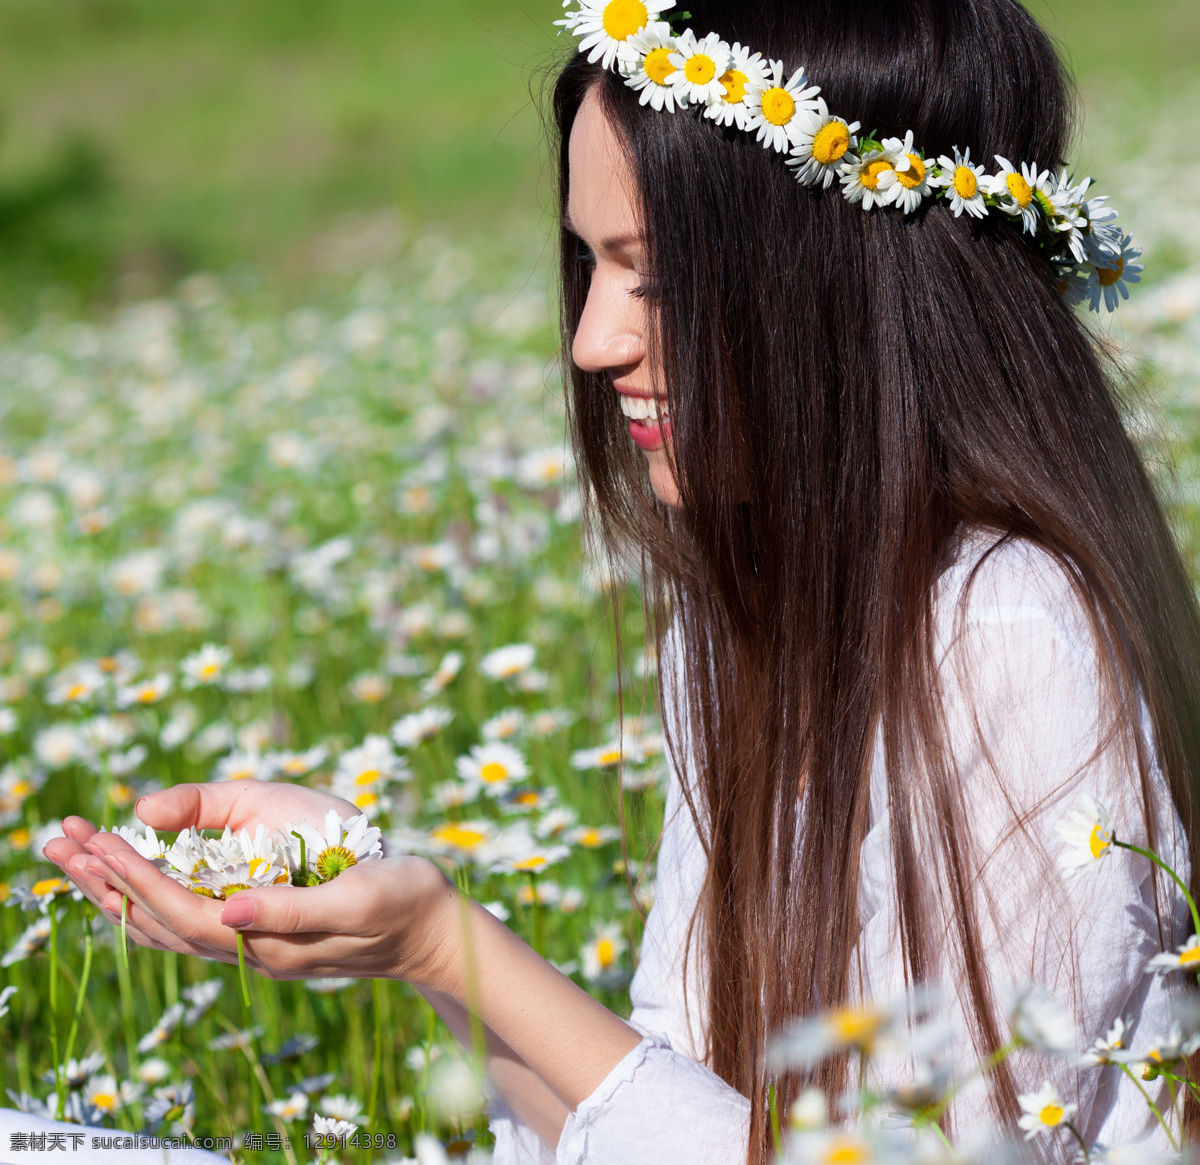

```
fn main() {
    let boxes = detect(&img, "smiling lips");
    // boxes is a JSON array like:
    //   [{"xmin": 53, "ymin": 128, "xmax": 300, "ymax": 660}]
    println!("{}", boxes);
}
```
[{"xmin": 617, "ymin": 392, "xmax": 671, "ymax": 452}]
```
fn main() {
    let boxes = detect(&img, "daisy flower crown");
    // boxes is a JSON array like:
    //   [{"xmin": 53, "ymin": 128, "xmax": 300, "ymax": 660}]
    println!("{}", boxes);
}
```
[{"xmin": 557, "ymin": 1, "xmax": 1141, "ymax": 313}]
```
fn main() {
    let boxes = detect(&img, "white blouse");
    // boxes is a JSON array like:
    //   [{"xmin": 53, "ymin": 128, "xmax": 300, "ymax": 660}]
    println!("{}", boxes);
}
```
[{"xmin": 492, "ymin": 527, "xmax": 1192, "ymax": 1163}]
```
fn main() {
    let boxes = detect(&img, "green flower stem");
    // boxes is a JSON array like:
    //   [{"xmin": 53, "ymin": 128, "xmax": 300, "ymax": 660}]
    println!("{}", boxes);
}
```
[
  {"xmin": 1065, "ymin": 1120, "xmax": 1091, "ymax": 1163},
  {"xmin": 368, "ymin": 977, "xmax": 384, "ymax": 1132},
  {"xmin": 529, "ymin": 871, "xmax": 544, "ymax": 956},
  {"xmin": 1119, "ymin": 1063, "xmax": 1178, "ymax": 1149},
  {"xmin": 767, "ymin": 1082, "xmax": 782, "ymax": 1158},
  {"xmin": 236, "ymin": 932, "xmax": 252, "ymax": 1008},
  {"xmin": 48, "ymin": 906, "xmax": 62, "ymax": 1120},
  {"xmin": 119, "ymin": 895, "xmax": 130, "ymax": 971},
  {"xmin": 1114, "ymin": 840, "xmax": 1200, "ymax": 936},
  {"xmin": 417, "ymin": 996, "xmax": 436, "ymax": 1135},
  {"xmin": 114, "ymin": 916, "xmax": 139, "ymax": 1074},
  {"xmin": 928, "ymin": 1038, "xmax": 1017, "ymax": 1122},
  {"xmin": 62, "ymin": 911, "xmax": 95, "ymax": 1077}
]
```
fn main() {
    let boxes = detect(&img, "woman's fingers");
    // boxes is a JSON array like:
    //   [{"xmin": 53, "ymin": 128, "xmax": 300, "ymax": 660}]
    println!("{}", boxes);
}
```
[
  {"xmin": 133, "ymin": 782, "xmax": 248, "ymax": 833},
  {"xmin": 83, "ymin": 832, "xmax": 232, "ymax": 947},
  {"xmin": 61, "ymin": 816, "xmax": 100, "ymax": 845},
  {"xmin": 96, "ymin": 888, "xmax": 236, "ymax": 962}
]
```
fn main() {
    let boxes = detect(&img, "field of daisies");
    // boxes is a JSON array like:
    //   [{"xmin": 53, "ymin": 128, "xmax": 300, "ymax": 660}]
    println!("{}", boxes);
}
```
[{"xmin": 0, "ymin": 77, "xmax": 1198, "ymax": 1163}]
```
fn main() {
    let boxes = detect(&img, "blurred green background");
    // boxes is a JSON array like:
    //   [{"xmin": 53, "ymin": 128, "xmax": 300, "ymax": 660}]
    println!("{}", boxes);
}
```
[{"xmin": 0, "ymin": 0, "xmax": 1196, "ymax": 318}]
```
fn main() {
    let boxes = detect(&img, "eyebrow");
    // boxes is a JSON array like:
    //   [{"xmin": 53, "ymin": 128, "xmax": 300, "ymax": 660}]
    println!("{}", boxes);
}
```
[{"xmin": 562, "ymin": 211, "xmax": 645, "ymax": 254}]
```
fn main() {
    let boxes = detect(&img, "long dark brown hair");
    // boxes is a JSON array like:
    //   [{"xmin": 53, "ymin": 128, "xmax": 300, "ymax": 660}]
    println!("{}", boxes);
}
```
[{"xmin": 552, "ymin": 1, "xmax": 1200, "ymax": 1159}]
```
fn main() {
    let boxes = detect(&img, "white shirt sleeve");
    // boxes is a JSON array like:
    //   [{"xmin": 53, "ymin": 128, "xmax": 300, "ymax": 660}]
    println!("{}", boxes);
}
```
[{"xmin": 858, "ymin": 534, "xmax": 1189, "ymax": 1148}]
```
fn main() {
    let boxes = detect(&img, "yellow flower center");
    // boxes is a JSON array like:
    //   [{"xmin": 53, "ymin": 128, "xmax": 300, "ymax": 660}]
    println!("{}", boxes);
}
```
[
  {"xmin": 138, "ymin": 686, "xmax": 160, "ymax": 703},
  {"xmin": 222, "ymin": 883, "xmax": 251, "ymax": 897},
  {"xmin": 760, "ymin": 87, "xmax": 796, "ymax": 127},
  {"xmin": 1089, "ymin": 823, "xmax": 1112, "ymax": 858},
  {"xmin": 812, "ymin": 121, "xmax": 851, "ymax": 165},
  {"xmin": 8, "ymin": 828, "xmax": 31, "ymax": 849},
  {"xmin": 480, "ymin": 762, "xmax": 509, "ymax": 783},
  {"xmin": 32, "ymin": 877, "xmax": 65, "ymax": 897},
  {"xmin": 433, "ymin": 824, "xmax": 486, "ymax": 850},
  {"xmin": 896, "ymin": 153, "xmax": 926, "ymax": 190},
  {"xmin": 354, "ymin": 768, "xmax": 382, "ymax": 786},
  {"xmin": 316, "ymin": 844, "xmax": 358, "ymax": 881},
  {"xmin": 685, "ymin": 53, "xmax": 716, "ymax": 86},
  {"xmin": 513, "ymin": 856, "xmax": 548, "ymax": 872},
  {"xmin": 860, "ymin": 159, "xmax": 894, "ymax": 190},
  {"xmin": 579, "ymin": 829, "xmax": 603, "ymax": 847},
  {"xmin": 1039, "ymin": 1104, "xmax": 1064, "ymax": 1126},
  {"xmin": 66, "ymin": 682, "xmax": 89, "ymax": 701},
  {"xmin": 91, "ymin": 1092, "xmax": 119, "ymax": 1112},
  {"xmin": 596, "ymin": 938, "xmax": 616, "ymax": 967},
  {"xmin": 953, "ymin": 165, "xmax": 978, "ymax": 199},
  {"xmin": 110, "ymin": 783, "xmax": 134, "ymax": 806},
  {"xmin": 247, "ymin": 857, "xmax": 267, "ymax": 877},
  {"xmin": 1006, "ymin": 171, "xmax": 1033, "ymax": 208},
  {"xmin": 1180, "ymin": 947, "xmax": 1200, "ymax": 966},
  {"xmin": 10, "ymin": 781, "xmax": 31, "ymax": 800},
  {"xmin": 353, "ymin": 791, "xmax": 379, "ymax": 810},
  {"xmin": 1097, "ymin": 259, "xmax": 1125, "ymax": 287},
  {"xmin": 643, "ymin": 47, "xmax": 676, "ymax": 86},
  {"xmin": 284, "ymin": 759, "xmax": 307, "ymax": 773},
  {"xmin": 599, "ymin": 749, "xmax": 624, "ymax": 765},
  {"xmin": 601, "ymin": 0, "xmax": 648, "ymax": 40},
  {"xmin": 1034, "ymin": 188, "xmax": 1056, "ymax": 219},
  {"xmin": 719, "ymin": 69, "xmax": 749, "ymax": 104},
  {"xmin": 199, "ymin": 662, "xmax": 220, "ymax": 679},
  {"xmin": 830, "ymin": 1005, "xmax": 886, "ymax": 1047},
  {"xmin": 191, "ymin": 885, "xmax": 218, "ymax": 898},
  {"xmin": 826, "ymin": 1142, "xmax": 870, "ymax": 1165},
  {"xmin": 515, "ymin": 792, "xmax": 540, "ymax": 806}
]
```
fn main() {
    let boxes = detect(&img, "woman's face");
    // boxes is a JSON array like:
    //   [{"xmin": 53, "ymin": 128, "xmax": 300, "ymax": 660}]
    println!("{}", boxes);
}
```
[{"xmin": 567, "ymin": 88, "xmax": 680, "ymax": 509}]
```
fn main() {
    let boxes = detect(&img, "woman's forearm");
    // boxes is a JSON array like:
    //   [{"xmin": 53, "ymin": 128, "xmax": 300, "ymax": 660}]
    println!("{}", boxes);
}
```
[
  {"xmin": 415, "ymin": 884, "xmax": 644, "ymax": 1115},
  {"xmin": 417, "ymin": 987, "xmax": 569, "ymax": 1150}
]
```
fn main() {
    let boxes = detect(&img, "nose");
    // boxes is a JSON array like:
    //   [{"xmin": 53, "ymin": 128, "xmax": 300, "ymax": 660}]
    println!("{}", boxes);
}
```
[{"xmin": 571, "ymin": 271, "xmax": 646, "ymax": 376}]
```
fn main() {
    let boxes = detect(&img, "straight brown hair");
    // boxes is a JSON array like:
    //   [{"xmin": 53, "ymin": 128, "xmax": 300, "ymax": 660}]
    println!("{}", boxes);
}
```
[{"xmin": 552, "ymin": 2, "xmax": 1200, "ymax": 1160}]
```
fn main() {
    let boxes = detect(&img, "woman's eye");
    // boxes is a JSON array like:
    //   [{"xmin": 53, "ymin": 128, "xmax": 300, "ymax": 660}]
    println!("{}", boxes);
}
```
[
  {"xmin": 574, "ymin": 238, "xmax": 595, "ymax": 268},
  {"xmin": 629, "ymin": 281, "xmax": 657, "ymax": 301}
]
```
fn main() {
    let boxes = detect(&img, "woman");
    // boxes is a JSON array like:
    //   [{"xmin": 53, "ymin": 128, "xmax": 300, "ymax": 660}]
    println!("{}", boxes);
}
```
[{"xmin": 45, "ymin": 1, "xmax": 1200, "ymax": 1161}]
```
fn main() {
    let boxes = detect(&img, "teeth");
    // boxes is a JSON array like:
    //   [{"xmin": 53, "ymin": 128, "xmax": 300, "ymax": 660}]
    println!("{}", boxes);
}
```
[{"xmin": 618, "ymin": 395, "xmax": 669, "ymax": 423}]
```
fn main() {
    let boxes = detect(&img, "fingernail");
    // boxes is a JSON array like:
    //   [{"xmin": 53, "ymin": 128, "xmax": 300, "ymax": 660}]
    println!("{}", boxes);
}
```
[
  {"xmin": 68, "ymin": 855, "xmax": 88, "ymax": 877},
  {"xmin": 85, "ymin": 858, "xmax": 108, "ymax": 879},
  {"xmin": 221, "ymin": 899, "xmax": 256, "ymax": 928},
  {"xmin": 103, "ymin": 855, "xmax": 127, "ymax": 879}
]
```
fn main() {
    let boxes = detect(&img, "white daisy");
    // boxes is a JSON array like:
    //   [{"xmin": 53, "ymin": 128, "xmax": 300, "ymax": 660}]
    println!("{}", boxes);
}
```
[
  {"xmin": 987, "ymin": 156, "xmax": 1052, "ymax": 235},
  {"xmin": 1079, "ymin": 1017, "xmax": 1129, "ymax": 1067},
  {"xmin": 1086, "ymin": 234, "xmax": 1143, "ymax": 313},
  {"xmin": 269, "ymin": 745, "xmax": 327, "ymax": 779},
  {"xmin": 786, "ymin": 99, "xmax": 859, "ymax": 189},
  {"xmin": 702, "ymin": 42, "xmax": 768, "ymax": 130},
  {"xmin": 744, "ymin": 60, "xmax": 821, "ymax": 153},
  {"xmin": 1007, "ymin": 984, "xmax": 1078, "ymax": 1056},
  {"xmin": 455, "ymin": 741, "xmax": 529, "ymax": 798},
  {"xmin": 571, "ymin": 740, "xmax": 645, "ymax": 769},
  {"xmin": 265, "ymin": 1092, "xmax": 309, "ymax": 1122},
  {"xmin": 425, "ymin": 820, "xmax": 498, "ymax": 866},
  {"xmin": 667, "ymin": 29, "xmax": 731, "ymax": 107},
  {"xmin": 289, "ymin": 810, "xmax": 383, "ymax": 883},
  {"xmin": 481, "ymin": 708, "xmax": 525, "ymax": 742},
  {"xmin": 619, "ymin": 23, "xmax": 684, "ymax": 113},
  {"xmin": 180, "ymin": 643, "xmax": 232, "ymax": 688},
  {"xmin": 929, "ymin": 147, "xmax": 988, "ymax": 219},
  {"xmin": 213, "ymin": 750, "xmax": 272, "ymax": 783},
  {"xmin": 875, "ymin": 131, "xmax": 934, "ymax": 214},
  {"xmin": 557, "ymin": 0, "xmax": 676, "ymax": 72},
  {"xmin": 421, "ymin": 651, "xmax": 463, "ymax": 696},
  {"xmin": 1016, "ymin": 1081, "xmax": 1075, "ymax": 1140},
  {"xmin": 313, "ymin": 1114, "xmax": 358, "ymax": 1142},
  {"xmin": 115, "ymin": 672, "xmax": 173, "ymax": 708},
  {"xmin": 489, "ymin": 842, "xmax": 570, "ymax": 876},
  {"xmin": 840, "ymin": 144, "xmax": 902, "ymax": 211},
  {"xmin": 391, "ymin": 706, "xmax": 453, "ymax": 748},
  {"xmin": 1146, "ymin": 933, "xmax": 1200, "ymax": 976},
  {"xmin": 478, "ymin": 643, "xmax": 536, "ymax": 681},
  {"xmin": 191, "ymin": 857, "xmax": 289, "ymax": 900},
  {"xmin": 581, "ymin": 922, "xmax": 627, "ymax": 982},
  {"xmin": 1055, "ymin": 792, "xmax": 1115, "ymax": 878}
]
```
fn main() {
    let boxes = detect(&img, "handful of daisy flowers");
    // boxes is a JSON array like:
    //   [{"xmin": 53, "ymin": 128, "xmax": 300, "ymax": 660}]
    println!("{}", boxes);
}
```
[{"xmin": 109, "ymin": 811, "xmax": 383, "ymax": 1003}]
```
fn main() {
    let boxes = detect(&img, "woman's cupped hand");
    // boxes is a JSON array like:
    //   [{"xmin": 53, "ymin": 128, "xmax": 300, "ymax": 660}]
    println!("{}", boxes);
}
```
[{"xmin": 41, "ymin": 780, "xmax": 460, "ymax": 990}]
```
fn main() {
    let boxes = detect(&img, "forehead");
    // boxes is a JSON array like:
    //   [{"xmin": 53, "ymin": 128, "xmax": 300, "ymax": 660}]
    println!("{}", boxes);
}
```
[{"xmin": 566, "ymin": 88, "xmax": 640, "ymax": 243}]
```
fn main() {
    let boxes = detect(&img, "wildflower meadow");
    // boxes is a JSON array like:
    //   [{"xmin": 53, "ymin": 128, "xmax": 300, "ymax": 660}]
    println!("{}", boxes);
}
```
[{"xmin": 0, "ymin": 13, "xmax": 1198, "ymax": 1164}]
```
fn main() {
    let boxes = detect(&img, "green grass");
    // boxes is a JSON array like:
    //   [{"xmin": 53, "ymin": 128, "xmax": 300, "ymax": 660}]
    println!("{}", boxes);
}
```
[{"xmin": 0, "ymin": 0, "xmax": 1195, "ymax": 312}]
